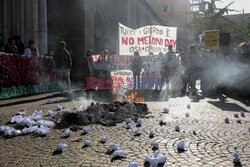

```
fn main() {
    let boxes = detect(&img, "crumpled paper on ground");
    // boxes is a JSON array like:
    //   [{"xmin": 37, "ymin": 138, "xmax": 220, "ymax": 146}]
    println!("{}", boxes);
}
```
[
  {"xmin": 109, "ymin": 143, "xmax": 119, "ymax": 151},
  {"xmin": 163, "ymin": 108, "xmax": 169, "ymax": 113},
  {"xmin": 126, "ymin": 123, "xmax": 132, "ymax": 129},
  {"xmin": 126, "ymin": 118, "xmax": 132, "ymax": 124},
  {"xmin": 241, "ymin": 111, "xmax": 245, "ymax": 117},
  {"xmin": 83, "ymin": 127, "xmax": 89, "ymax": 134},
  {"xmin": 233, "ymin": 152, "xmax": 241, "ymax": 163},
  {"xmin": 56, "ymin": 143, "xmax": 67, "ymax": 152},
  {"xmin": 18, "ymin": 109, "xmax": 27, "ymax": 115},
  {"xmin": 100, "ymin": 136, "xmax": 108, "ymax": 143},
  {"xmin": 177, "ymin": 141, "xmax": 187, "ymax": 150},
  {"xmin": 135, "ymin": 130, "xmax": 141, "ymax": 136},
  {"xmin": 23, "ymin": 126, "xmax": 38, "ymax": 134},
  {"xmin": 149, "ymin": 131, "xmax": 155, "ymax": 137},
  {"xmin": 3, "ymin": 126, "xmax": 21, "ymax": 136},
  {"xmin": 84, "ymin": 140, "xmax": 91, "ymax": 146},
  {"xmin": 35, "ymin": 125, "xmax": 50, "ymax": 135},
  {"xmin": 65, "ymin": 128, "xmax": 72, "ymax": 136},
  {"xmin": 137, "ymin": 118, "xmax": 142, "ymax": 126},
  {"xmin": 47, "ymin": 110, "xmax": 54, "ymax": 116},
  {"xmin": 113, "ymin": 150, "xmax": 128, "ymax": 157},
  {"xmin": 175, "ymin": 125, "xmax": 180, "ymax": 132},
  {"xmin": 29, "ymin": 110, "xmax": 42, "ymax": 121},
  {"xmin": 145, "ymin": 151, "xmax": 167, "ymax": 167},
  {"xmin": 224, "ymin": 118, "xmax": 230, "ymax": 123},
  {"xmin": 20, "ymin": 117, "xmax": 36, "ymax": 126},
  {"xmin": 126, "ymin": 161, "xmax": 138, "ymax": 167},
  {"xmin": 153, "ymin": 142, "xmax": 159, "ymax": 149},
  {"xmin": 11, "ymin": 115, "xmax": 23, "ymax": 124},
  {"xmin": 47, "ymin": 99, "xmax": 55, "ymax": 104},
  {"xmin": 36, "ymin": 120, "xmax": 54, "ymax": 127}
]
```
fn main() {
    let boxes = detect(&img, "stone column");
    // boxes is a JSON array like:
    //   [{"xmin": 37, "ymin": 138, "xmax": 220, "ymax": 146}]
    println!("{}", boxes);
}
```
[
  {"xmin": 15, "ymin": 0, "xmax": 20, "ymax": 36},
  {"xmin": 32, "ymin": 0, "xmax": 38, "ymax": 48},
  {"xmin": 11, "ymin": 0, "xmax": 15, "ymax": 35},
  {"xmin": 38, "ymin": 0, "xmax": 48, "ymax": 55},
  {"xmin": 2, "ymin": 0, "xmax": 8, "ymax": 44},
  {"xmin": 19, "ymin": 0, "xmax": 25, "ymax": 44}
]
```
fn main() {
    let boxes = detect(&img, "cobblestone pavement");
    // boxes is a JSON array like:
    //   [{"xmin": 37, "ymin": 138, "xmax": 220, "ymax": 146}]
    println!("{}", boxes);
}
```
[{"xmin": 0, "ymin": 91, "xmax": 249, "ymax": 167}]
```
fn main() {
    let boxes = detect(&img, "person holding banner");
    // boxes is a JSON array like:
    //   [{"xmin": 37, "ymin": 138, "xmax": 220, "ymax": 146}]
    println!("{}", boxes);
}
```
[{"xmin": 131, "ymin": 51, "xmax": 143, "ymax": 89}]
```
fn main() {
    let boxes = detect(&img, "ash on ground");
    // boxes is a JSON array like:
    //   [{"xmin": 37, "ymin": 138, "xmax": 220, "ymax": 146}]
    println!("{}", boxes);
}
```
[{"xmin": 54, "ymin": 102, "xmax": 148, "ymax": 126}]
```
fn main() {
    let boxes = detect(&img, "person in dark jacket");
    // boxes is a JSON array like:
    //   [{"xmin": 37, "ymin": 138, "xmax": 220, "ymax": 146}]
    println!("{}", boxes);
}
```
[
  {"xmin": 54, "ymin": 41, "xmax": 72, "ymax": 93},
  {"xmin": 5, "ymin": 37, "xmax": 18, "ymax": 54},
  {"xmin": 131, "ymin": 51, "xmax": 143, "ymax": 89},
  {"xmin": 14, "ymin": 35, "xmax": 25, "ymax": 55}
]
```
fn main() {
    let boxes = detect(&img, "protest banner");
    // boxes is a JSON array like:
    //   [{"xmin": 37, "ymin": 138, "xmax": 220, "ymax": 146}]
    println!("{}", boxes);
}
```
[
  {"xmin": 204, "ymin": 30, "xmax": 219, "ymax": 50},
  {"xmin": 0, "ymin": 54, "xmax": 66, "ymax": 99},
  {"xmin": 119, "ymin": 23, "xmax": 177, "ymax": 56},
  {"xmin": 87, "ymin": 54, "xmax": 165, "ymax": 90}
]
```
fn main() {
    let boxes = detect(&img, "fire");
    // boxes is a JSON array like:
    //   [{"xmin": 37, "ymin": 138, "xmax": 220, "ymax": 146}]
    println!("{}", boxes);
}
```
[{"xmin": 112, "ymin": 87, "xmax": 144, "ymax": 103}]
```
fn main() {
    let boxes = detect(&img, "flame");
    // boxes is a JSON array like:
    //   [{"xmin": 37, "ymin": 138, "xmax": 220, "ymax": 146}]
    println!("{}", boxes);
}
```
[{"xmin": 112, "ymin": 87, "xmax": 144, "ymax": 103}]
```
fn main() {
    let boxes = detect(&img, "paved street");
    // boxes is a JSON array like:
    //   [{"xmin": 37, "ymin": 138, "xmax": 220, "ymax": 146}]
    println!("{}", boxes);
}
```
[{"xmin": 0, "ymin": 91, "xmax": 249, "ymax": 167}]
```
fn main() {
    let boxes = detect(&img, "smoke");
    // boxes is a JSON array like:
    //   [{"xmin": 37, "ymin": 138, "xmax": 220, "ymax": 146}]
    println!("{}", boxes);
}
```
[{"xmin": 201, "ymin": 55, "xmax": 250, "ymax": 92}]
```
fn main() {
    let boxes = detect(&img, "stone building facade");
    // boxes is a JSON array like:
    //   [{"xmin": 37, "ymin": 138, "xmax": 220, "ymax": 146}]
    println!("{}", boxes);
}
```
[
  {"xmin": 47, "ymin": 0, "xmax": 164, "ymax": 84},
  {"xmin": 0, "ymin": 0, "xmax": 48, "ymax": 55}
]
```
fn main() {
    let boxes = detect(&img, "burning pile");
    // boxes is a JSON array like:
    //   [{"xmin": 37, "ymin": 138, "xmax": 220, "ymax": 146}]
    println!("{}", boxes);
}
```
[{"xmin": 54, "ymin": 102, "xmax": 148, "ymax": 126}]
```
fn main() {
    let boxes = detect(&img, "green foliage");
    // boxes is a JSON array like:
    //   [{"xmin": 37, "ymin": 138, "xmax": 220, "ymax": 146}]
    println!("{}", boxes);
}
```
[
  {"xmin": 189, "ymin": 0, "xmax": 238, "ymax": 33},
  {"xmin": 240, "ymin": 19, "xmax": 250, "ymax": 42}
]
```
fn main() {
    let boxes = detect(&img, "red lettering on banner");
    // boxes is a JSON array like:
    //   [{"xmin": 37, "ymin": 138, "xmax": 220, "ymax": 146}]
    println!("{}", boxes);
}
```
[
  {"xmin": 86, "ymin": 77, "xmax": 96, "ymax": 89},
  {"xmin": 129, "ymin": 37, "xmax": 134, "ymax": 45},
  {"xmin": 122, "ymin": 37, "xmax": 128, "ymax": 45}
]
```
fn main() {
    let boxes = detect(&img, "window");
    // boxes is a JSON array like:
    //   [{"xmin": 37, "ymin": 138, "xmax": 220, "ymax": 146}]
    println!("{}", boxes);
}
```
[
  {"xmin": 163, "ymin": 5, "xmax": 168, "ymax": 13},
  {"xmin": 191, "ymin": 0, "xmax": 200, "ymax": 5},
  {"xmin": 192, "ymin": 5, "xmax": 199, "ymax": 12}
]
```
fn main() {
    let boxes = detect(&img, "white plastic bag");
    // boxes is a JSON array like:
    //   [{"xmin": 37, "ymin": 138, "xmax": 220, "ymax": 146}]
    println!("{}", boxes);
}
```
[
  {"xmin": 113, "ymin": 150, "xmax": 128, "ymax": 157},
  {"xmin": 35, "ymin": 125, "xmax": 50, "ymax": 135},
  {"xmin": 36, "ymin": 120, "xmax": 54, "ymax": 127},
  {"xmin": 23, "ymin": 126, "xmax": 38, "ymax": 134},
  {"xmin": 29, "ymin": 110, "xmax": 42, "ymax": 121},
  {"xmin": 56, "ymin": 143, "xmax": 67, "ymax": 152},
  {"xmin": 11, "ymin": 115, "xmax": 23, "ymax": 124}
]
